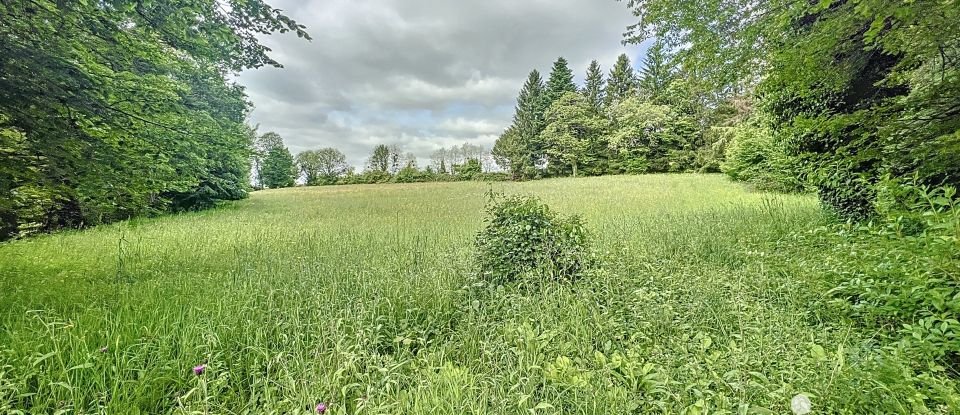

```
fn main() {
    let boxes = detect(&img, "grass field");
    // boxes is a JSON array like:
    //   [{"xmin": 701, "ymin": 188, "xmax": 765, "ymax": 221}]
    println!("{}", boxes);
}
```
[{"xmin": 0, "ymin": 174, "xmax": 919, "ymax": 413}]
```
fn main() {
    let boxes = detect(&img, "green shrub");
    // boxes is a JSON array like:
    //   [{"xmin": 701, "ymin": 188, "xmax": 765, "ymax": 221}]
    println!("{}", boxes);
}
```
[
  {"xmin": 453, "ymin": 159, "xmax": 483, "ymax": 180},
  {"xmin": 827, "ymin": 183, "xmax": 960, "ymax": 377},
  {"xmin": 475, "ymin": 193, "xmax": 593, "ymax": 284},
  {"xmin": 721, "ymin": 123, "xmax": 804, "ymax": 192}
]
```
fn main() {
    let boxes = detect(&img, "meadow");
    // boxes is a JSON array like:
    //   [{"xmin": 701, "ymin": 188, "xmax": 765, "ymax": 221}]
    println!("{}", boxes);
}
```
[{"xmin": 0, "ymin": 175, "xmax": 937, "ymax": 413}]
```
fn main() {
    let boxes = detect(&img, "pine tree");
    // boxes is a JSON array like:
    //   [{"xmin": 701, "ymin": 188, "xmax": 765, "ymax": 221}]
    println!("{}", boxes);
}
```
[
  {"xmin": 545, "ymin": 57, "xmax": 577, "ymax": 105},
  {"xmin": 605, "ymin": 54, "xmax": 637, "ymax": 107},
  {"xmin": 638, "ymin": 41, "xmax": 675, "ymax": 103},
  {"xmin": 513, "ymin": 70, "xmax": 548, "ymax": 169},
  {"xmin": 581, "ymin": 60, "xmax": 605, "ymax": 113}
]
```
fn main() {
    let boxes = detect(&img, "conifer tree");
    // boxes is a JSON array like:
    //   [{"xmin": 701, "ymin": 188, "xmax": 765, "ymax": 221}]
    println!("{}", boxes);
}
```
[
  {"xmin": 639, "ymin": 41, "xmax": 676, "ymax": 103},
  {"xmin": 605, "ymin": 54, "xmax": 637, "ymax": 107},
  {"xmin": 581, "ymin": 60, "xmax": 605, "ymax": 113},
  {"xmin": 513, "ymin": 70, "xmax": 548, "ymax": 168},
  {"xmin": 545, "ymin": 57, "xmax": 577, "ymax": 105}
]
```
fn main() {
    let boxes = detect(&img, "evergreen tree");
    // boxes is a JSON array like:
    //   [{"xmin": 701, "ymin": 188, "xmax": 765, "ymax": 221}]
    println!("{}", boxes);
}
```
[
  {"xmin": 509, "ymin": 70, "xmax": 548, "ymax": 176},
  {"xmin": 545, "ymin": 57, "xmax": 577, "ymax": 105},
  {"xmin": 605, "ymin": 54, "xmax": 637, "ymax": 107},
  {"xmin": 581, "ymin": 60, "xmax": 605, "ymax": 113},
  {"xmin": 639, "ymin": 41, "xmax": 676, "ymax": 103}
]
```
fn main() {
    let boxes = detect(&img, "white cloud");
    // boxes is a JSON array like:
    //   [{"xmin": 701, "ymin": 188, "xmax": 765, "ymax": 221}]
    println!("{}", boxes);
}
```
[{"xmin": 237, "ymin": 0, "xmax": 645, "ymax": 167}]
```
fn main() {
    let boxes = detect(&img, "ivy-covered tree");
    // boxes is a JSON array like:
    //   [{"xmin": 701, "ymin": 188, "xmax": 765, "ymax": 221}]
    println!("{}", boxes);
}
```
[{"xmin": 581, "ymin": 60, "xmax": 606, "ymax": 113}]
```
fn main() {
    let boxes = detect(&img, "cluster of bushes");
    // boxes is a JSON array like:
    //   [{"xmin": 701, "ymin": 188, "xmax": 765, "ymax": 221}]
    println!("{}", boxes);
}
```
[
  {"xmin": 718, "ymin": 122, "xmax": 805, "ymax": 193},
  {"xmin": 335, "ymin": 168, "xmax": 509, "ymax": 185}
]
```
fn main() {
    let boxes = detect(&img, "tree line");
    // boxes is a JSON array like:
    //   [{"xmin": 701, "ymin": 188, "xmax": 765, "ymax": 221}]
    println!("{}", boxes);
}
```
[
  {"xmin": 0, "ymin": 1, "xmax": 308, "ymax": 240},
  {"xmin": 251, "ymin": 137, "xmax": 506, "ymax": 189},
  {"xmin": 492, "ymin": 45, "xmax": 727, "ymax": 180}
]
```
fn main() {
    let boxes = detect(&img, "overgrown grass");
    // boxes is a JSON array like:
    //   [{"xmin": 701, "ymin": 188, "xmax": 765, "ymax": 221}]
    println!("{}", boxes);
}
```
[{"xmin": 0, "ymin": 175, "xmax": 952, "ymax": 413}]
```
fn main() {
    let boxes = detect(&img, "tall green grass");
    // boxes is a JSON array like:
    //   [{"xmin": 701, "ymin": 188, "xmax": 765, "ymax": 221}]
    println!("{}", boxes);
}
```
[{"xmin": 0, "ymin": 175, "xmax": 932, "ymax": 413}]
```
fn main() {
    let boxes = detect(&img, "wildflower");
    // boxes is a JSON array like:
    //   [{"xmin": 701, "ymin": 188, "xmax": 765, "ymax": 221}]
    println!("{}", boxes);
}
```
[
  {"xmin": 192, "ymin": 364, "xmax": 206, "ymax": 376},
  {"xmin": 315, "ymin": 402, "xmax": 327, "ymax": 414},
  {"xmin": 791, "ymin": 394, "xmax": 811, "ymax": 415}
]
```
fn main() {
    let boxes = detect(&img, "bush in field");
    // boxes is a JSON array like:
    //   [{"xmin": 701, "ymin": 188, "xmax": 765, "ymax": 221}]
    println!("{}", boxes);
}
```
[{"xmin": 475, "ymin": 193, "xmax": 593, "ymax": 284}]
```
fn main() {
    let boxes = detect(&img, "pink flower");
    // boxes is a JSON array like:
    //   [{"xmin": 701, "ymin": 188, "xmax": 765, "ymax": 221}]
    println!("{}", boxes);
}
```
[
  {"xmin": 315, "ymin": 402, "xmax": 327, "ymax": 413},
  {"xmin": 192, "ymin": 364, "xmax": 206, "ymax": 376}
]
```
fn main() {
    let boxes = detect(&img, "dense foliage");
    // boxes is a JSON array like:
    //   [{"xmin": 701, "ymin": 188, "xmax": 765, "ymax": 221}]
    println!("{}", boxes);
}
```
[
  {"xmin": 493, "ymin": 50, "xmax": 726, "ymax": 180},
  {"xmin": 622, "ymin": 0, "xmax": 960, "ymax": 219},
  {"xmin": 826, "ymin": 184, "xmax": 960, "ymax": 378},
  {"xmin": 475, "ymin": 193, "xmax": 593, "ymax": 284},
  {"xmin": 0, "ymin": 0, "xmax": 307, "ymax": 240},
  {"xmin": 620, "ymin": 0, "xmax": 960, "ymax": 406}
]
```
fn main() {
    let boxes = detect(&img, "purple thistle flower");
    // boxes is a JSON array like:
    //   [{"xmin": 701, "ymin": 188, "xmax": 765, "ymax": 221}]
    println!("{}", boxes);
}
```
[
  {"xmin": 315, "ymin": 402, "xmax": 327, "ymax": 414},
  {"xmin": 192, "ymin": 364, "xmax": 206, "ymax": 376}
]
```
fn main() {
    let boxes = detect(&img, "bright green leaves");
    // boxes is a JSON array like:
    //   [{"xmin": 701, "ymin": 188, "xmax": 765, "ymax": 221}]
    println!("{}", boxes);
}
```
[
  {"xmin": 0, "ymin": 0, "xmax": 307, "ymax": 238},
  {"xmin": 475, "ymin": 193, "xmax": 594, "ymax": 284},
  {"xmin": 540, "ymin": 93, "xmax": 607, "ymax": 177}
]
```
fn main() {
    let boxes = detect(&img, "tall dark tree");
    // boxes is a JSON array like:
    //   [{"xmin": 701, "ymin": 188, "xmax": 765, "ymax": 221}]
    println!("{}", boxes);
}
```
[
  {"xmin": 605, "ymin": 54, "xmax": 638, "ymax": 107},
  {"xmin": 638, "ymin": 41, "xmax": 676, "ymax": 103},
  {"xmin": 545, "ymin": 57, "xmax": 578, "ymax": 105},
  {"xmin": 495, "ymin": 70, "xmax": 549, "ymax": 179},
  {"xmin": 581, "ymin": 60, "xmax": 606, "ymax": 113}
]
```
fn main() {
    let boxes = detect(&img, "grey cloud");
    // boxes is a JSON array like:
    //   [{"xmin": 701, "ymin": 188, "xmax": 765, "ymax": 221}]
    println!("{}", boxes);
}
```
[{"xmin": 238, "ymin": 0, "xmax": 643, "ymax": 168}]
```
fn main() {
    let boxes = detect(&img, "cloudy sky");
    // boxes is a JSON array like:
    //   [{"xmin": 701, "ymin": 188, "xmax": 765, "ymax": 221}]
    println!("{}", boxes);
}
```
[{"xmin": 237, "ymin": 0, "xmax": 646, "ymax": 168}]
